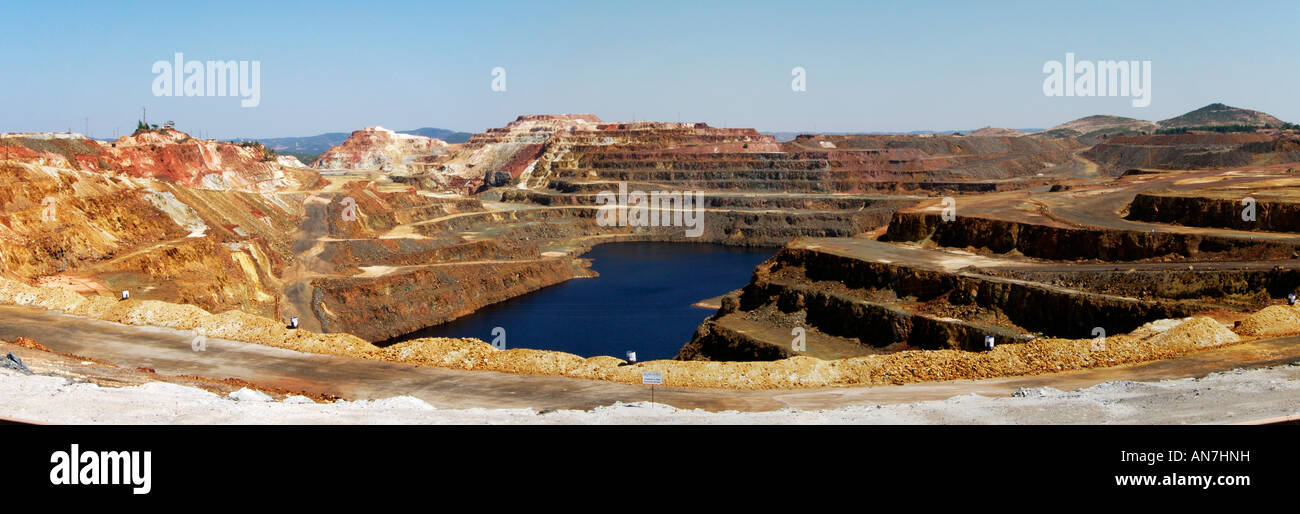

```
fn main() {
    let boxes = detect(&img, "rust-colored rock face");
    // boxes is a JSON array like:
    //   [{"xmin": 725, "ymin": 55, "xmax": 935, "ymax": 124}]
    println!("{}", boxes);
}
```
[
  {"xmin": 109, "ymin": 130, "xmax": 299, "ymax": 191},
  {"xmin": 1, "ymin": 129, "xmax": 309, "ymax": 192},
  {"xmin": 0, "ymin": 161, "xmax": 299, "ymax": 319},
  {"xmin": 355, "ymin": 116, "xmax": 1081, "ymax": 200},
  {"xmin": 312, "ymin": 126, "xmax": 451, "ymax": 173},
  {"xmin": 0, "ymin": 129, "xmax": 325, "ymax": 319}
]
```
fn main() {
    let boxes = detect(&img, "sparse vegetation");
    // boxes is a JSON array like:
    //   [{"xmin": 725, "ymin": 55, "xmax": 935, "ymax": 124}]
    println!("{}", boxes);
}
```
[
  {"xmin": 1157, "ymin": 124, "xmax": 1264, "ymax": 135},
  {"xmin": 131, "ymin": 120, "xmax": 161, "ymax": 136},
  {"xmin": 236, "ymin": 141, "xmax": 279, "ymax": 161}
]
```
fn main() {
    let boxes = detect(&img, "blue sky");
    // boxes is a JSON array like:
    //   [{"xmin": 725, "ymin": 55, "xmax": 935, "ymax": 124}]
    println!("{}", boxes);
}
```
[{"xmin": 2, "ymin": 0, "xmax": 1297, "ymax": 139}]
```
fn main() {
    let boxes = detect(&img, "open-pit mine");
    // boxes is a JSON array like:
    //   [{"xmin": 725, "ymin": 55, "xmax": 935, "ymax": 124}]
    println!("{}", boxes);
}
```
[{"xmin": 3, "ymin": 105, "xmax": 1300, "ymax": 416}]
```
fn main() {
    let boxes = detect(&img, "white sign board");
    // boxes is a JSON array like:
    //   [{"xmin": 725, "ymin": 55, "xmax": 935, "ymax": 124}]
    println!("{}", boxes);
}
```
[{"xmin": 641, "ymin": 371, "xmax": 662, "ymax": 385}]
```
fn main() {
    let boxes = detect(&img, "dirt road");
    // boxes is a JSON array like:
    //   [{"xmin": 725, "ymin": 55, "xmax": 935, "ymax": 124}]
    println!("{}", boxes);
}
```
[{"xmin": 2, "ymin": 304, "xmax": 1299, "ymax": 420}]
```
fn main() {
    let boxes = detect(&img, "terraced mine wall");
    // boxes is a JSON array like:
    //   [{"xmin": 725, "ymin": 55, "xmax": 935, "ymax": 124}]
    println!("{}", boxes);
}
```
[
  {"xmin": 499, "ymin": 189, "xmax": 914, "ymax": 210},
  {"xmin": 660, "ymin": 210, "xmax": 887, "ymax": 246},
  {"xmin": 535, "ymin": 154, "xmax": 1056, "ymax": 194},
  {"xmin": 883, "ymin": 211, "xmax": 1300, "ymax": 261},
  {"xmin": 986, "ymin": 268, "xmax": 1300, "ymax": 310},
  {"xmin": 497, "ymin": 190, "xmax": 910, "ymax": 244},
  {"xmin": 688, "ymin": 280, "xmax": 1034, "ymax": 356},
  {"xmin": 787, "ymin": 134, "xmax": 1084, "ymax": 180},
  {"xmin": 794, "ymin": 249, "xmax": 1193, "ymax": 332},
  {"xmin": 679, "ymin": 244, "xmax": 1196, "ymax": 361},
  {"xmin": 521, "ymin": 127, "xmax": 1084, "ymax": 199},
  {"xmin": 540, "ymin": 179, "xmax": 1045, "ymax": 196},
  {"xmin": 482, "ymin": 197, "xmax": 898, "ymax": 247},
  {"xmin": 1127, "ymin": 193, "xmax": 1300, "ymax": 233}
]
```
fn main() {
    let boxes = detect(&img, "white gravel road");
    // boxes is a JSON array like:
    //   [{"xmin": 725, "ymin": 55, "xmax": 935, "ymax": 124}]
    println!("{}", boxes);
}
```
[{"xmin": 3, "ymin": 364, "xmax": 1298, "ymax": 424}]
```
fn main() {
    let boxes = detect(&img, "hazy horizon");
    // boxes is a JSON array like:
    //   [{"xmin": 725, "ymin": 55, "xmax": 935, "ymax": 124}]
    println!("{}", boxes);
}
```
[{"xmin": 3, "ymin": 0, "xmax": 1297, "ymax": 139}]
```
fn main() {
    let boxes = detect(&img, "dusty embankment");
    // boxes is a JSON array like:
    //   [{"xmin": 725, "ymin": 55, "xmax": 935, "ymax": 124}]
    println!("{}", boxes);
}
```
[{"xmin": 4, "ymin": 276, "xmax": 1299, "ymax": 390}]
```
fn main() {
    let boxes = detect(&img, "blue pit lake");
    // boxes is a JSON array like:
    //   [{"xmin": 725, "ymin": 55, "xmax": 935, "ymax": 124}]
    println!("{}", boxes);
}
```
[{"xmin": 387, "ymin": 242, "xmax": 776, "ymax": 361}]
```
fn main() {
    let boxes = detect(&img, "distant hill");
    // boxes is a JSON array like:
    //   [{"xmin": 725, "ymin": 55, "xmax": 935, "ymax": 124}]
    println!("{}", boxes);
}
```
[
  {"xmin": 1036, "ymin": 115, "xmax": 1159, "ymax": 143},
  {"xmin": 967, "ymin": 126, "xmax": 1027, "ymax": 137},
  {"xmin": 1038, "ymin": 104, "xmax": 1292, "ymax": 144},
  {"xmin": 1157, "ymin": 103, "xmax": 1285, "ymax": 129},
  {"xmin": 257, "ymin": 127, "xmax": 472, "ymax": 162}
]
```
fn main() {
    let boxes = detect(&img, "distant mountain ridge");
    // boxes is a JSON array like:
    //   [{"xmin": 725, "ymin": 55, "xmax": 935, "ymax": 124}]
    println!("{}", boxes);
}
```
[{"xmin": 764, "ymin": 104, "xmax": 1292, "ymax": 144}]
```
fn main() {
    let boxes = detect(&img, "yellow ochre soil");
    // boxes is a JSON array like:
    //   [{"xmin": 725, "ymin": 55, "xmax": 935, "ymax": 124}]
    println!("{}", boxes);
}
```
[{"xmin": 0, "ymin": 277, "xmax": 1293, "ymax": 390}]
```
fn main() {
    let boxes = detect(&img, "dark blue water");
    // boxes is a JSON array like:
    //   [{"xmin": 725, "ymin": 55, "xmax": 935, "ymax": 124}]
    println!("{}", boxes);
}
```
[{"xmin": 389, "ymin": 242, "xmax": 775, "ymax": 360}]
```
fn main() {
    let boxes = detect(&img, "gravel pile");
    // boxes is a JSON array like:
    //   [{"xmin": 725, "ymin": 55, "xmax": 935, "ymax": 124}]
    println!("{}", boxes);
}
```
[{"xmin": 1235, "ymin": 305, "xmax": 1300, "ymax": 337}]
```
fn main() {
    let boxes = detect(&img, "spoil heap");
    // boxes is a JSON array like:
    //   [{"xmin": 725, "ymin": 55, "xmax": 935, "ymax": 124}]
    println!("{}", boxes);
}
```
[{"xmin": 1081, "ymin": 133, "xmax": 1296, "ymax": 174}]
